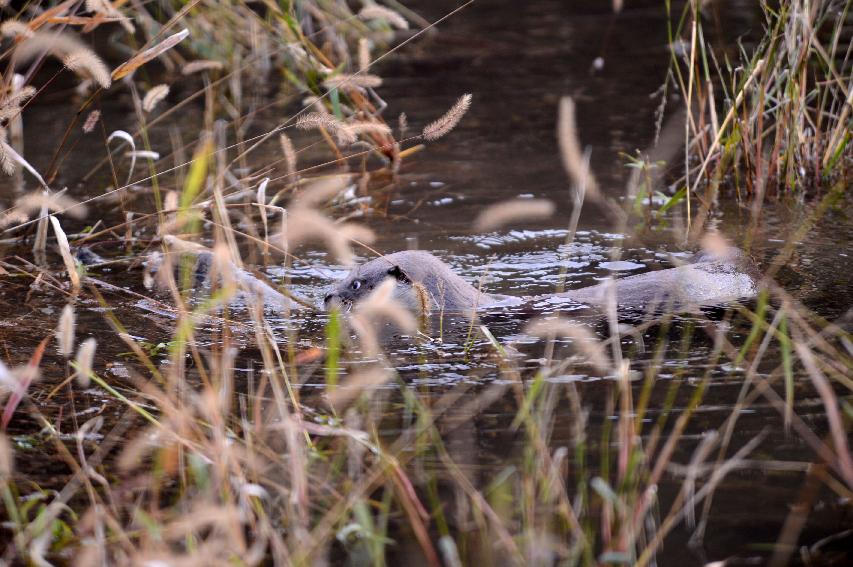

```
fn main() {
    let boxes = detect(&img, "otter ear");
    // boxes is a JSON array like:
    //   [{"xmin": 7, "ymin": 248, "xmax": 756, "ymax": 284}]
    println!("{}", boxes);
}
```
[{"xmin": 387, "ymin": 265, "xmax": 412, "ymax": 284}]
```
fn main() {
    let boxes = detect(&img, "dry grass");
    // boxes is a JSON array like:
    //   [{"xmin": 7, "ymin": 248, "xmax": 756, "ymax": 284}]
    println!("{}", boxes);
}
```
[
  {"xmin": 661, "ymin": 0, "xmax": 852, "ymax": 235},
  {"xmin": 0, "ymin": 1, "xmax": 850, "ymax": 566}
]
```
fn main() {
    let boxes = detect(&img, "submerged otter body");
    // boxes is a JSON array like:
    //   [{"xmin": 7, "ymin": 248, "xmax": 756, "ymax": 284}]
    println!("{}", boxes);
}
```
[{"xmin": 324, "ymin": 249, "xmax": 759, "ymax": 314}]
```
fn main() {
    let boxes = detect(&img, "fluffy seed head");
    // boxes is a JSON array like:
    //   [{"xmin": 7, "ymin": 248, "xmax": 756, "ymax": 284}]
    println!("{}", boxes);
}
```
[
  {"xmin": 1, "ymin": 21, "xmax": 31, "ymax": 39},
  {"xmin": 57, "ymin": 304, "xmax": 76, "ymax": 357},
  {"xmin": 280, "ymin": 208, "xmax": 374, "ymax": 265},
  {"xmin": 82, "ymin": 110, "xmax": 100, "ymax": 133},
  {"xmin": 85, "ymin": 0, "xmax": 134, "ymax": 33},
  {"xmin": 700, "ymin": 231, "xmax": 731, "ymax": 259},
  {"xmin": 358, "ymin": 38, "xmax": 370, "ymax": 71},
  {"xmin": 525, "ymin": 316, "xmax": 611, "ymax": 372},
  {"xmin": 142, "ymin": 84, "xmax": 169, "ymax": 112},
  {"xmin": 358, "ymin": 5, "xmax": 409, "ymax": 29},
  {"xmin": 8, "ymin": 192, "xmax": 87, "ymax": 223},
  {"xmin": 0, "ymin": 434, "xmax": 12, "ymax": 479},
  {"xmin": 182, "ymin": 60, "xmax": 224, "ymax": 75},
  {"xmin": 279, "ymin": 133, "xmax": 297, "ymax": 181},
  {"xmin": 558, "ymin": 96, "xmax": 600, "ymax": 199},
  {"xmin": 0, "ymin": 86, "xmax": 37, "ymax": 122},
  {"xmin": 422, "ymin": 94, "xmax": 472, "ymax": 141},
  {"xmin": 63, "ymin": 49, "xmax": 111, "ymax": 89},
  {"xmin": 341, "ymin": 122, "xmax": 392, "ymax": 140},
  {"xmin": 323, "ymin": 73, "xmax": 382, "ymax": 90},
  {"xmin": 75, "ymin": 338, "xmax": 96, "ymax": 387},
  {"xmin": 327, "ymin": 368, "xmax": 393, "ymax": 412},
  {"xmin": 474, "ymin": 198, "xmax": 555, "ymax": 232},
  {"xmin": 50, "ymin": 216, "xmax": 81, "ymax": 291},
  {"xmin": 296, "ymin": 112, "xmax": 356, "ymax": 145},
  {"xmin": 294, "ymin": 175, "xmax": 351, "ymax": 209},
  {"xmin": 398, "ymin": 112, "xmax": 408, "ymax": 137},
  {"xmin": 0, "ymin": 129, "xmax": 14, "ymax": 175}
]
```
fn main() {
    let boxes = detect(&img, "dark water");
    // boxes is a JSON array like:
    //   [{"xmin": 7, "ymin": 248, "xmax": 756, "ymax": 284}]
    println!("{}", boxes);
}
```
[{"xmin": 1, "ymin": 1, "xmax": 852, "ymax": 565}]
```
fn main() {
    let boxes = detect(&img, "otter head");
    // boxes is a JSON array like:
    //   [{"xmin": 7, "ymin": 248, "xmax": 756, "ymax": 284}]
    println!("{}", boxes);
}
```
[{"xmin": 323, "ymin": 260, "xmax": 412, "ymax": 311}]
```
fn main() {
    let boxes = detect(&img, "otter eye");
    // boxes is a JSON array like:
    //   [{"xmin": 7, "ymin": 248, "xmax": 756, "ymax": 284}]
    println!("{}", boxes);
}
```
[{"xmin": 350, "ymin": 280, "xmax": 362, "ymax": 291}]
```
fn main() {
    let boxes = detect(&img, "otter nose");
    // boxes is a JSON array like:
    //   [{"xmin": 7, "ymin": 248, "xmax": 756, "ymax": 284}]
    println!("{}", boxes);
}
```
[{"xmin": 324, "ymin": 293, "xmax": 342, "ymax": 310}]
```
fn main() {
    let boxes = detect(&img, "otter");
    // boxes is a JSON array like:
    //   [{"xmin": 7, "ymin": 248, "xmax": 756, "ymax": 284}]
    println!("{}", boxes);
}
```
[{"xmin": 323, "ymin": 248, "xmax": 759, "ymax": 314}]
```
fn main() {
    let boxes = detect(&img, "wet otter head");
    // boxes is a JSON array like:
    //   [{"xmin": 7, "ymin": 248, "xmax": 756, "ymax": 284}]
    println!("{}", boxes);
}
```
[
  {"xmin": 323, "ymin": 255, "xmax": 413, "ymax": 311},
  {"xmin": 322, "ymin": 250, "xmax": 494, "ymax": 313}
]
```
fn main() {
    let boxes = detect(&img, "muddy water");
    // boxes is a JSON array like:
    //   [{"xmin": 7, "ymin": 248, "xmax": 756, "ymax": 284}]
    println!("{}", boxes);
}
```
[{"xmin": 1, "ymin": 0, "xmax": 852, "ymax": 565}]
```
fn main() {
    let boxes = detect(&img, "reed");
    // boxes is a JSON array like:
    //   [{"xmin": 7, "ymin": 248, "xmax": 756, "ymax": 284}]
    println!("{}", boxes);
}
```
[{"xmin": 666, "ymin": 0, "xmax": 851, "ymax": 207}]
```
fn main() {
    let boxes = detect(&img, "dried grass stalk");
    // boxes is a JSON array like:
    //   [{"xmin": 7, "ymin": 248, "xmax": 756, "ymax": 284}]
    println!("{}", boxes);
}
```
[
  {"xmin": 211, "ymin": 243, "xmax": 237, "ymax": 294},
  {"xmin": 422, "ymin": 94, "xmax": 472, "ymax": 141},
  {"xmin": 256, "ymin": 177, "xmax": 268, "ymax": 206},
  {"xmin": 142, "ymin": 84, "xmax": 169, "ymax": 112},
  {"xmin": 163, "ymin": 234, "xmax": 210, "ymax": 255},
  {"xmin": 33, "ymin": 204, "xmax": 48, "ymax": 262},
  {"xmin": 111, "ymin": 28, "xmax": 190, "ymax": 81},
  {"xmin": 280, "ymin": 208, "xmax": 374, "ymax": 265},
  {"xmin": 558, "ymin": 96, "xmax": 600, "ymax": 198},
  {"xmin": 350, "ymin": 279, "xmax": 417, "ymax": 356},
  {"xmin": 327, "ymin": 368, "xmax": 393, "ymax": 411},
  {"xmin": 473, "ymin": 198, "xmax": 555, "ymax": 232},
  {"xmin": 359, "ymin": 5, "xmax": 409, "ymax": 29},
  {"xmin": 75, "ymin": 338, "xmax": 96, "ymax": 387},
  {"xmin": 294, "ymin": 175, "xmax": 352, "ymax": 208},
  {"xmin": 525, "ymin": 316, "xmax": 611, "ymax": 372},
  {"xmin": 357, "ymin": 279, "xmax": 417, "ymax": 332},
  {"xmin": 50, "ymin": 215, "xmax": 81, "ymax": 291},
  {"xmin": 12, "ymin": 192, "xmax": 86, "ymax": 218},
  {"xmin": 337, "ymin": 223, "xmax": 376, "ymax": 245},
  {"xmin": 0, "ymin": 434, "xmax": 12, "ymax": 479}
]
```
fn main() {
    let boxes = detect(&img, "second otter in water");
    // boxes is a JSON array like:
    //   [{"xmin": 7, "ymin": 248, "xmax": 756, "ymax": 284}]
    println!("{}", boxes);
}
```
[{"xmin": 323, "ymin": 249, "xmax": 759, "ymax": 313}]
